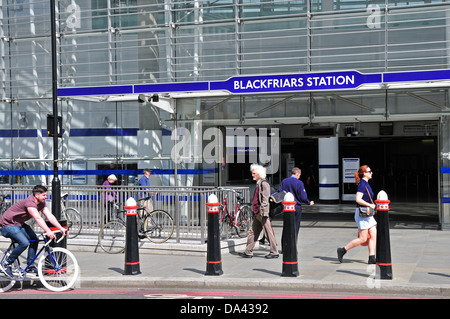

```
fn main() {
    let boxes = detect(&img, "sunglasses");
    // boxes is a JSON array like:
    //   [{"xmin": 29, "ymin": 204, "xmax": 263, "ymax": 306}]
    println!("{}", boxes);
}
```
[{"xmin": 366, "ymin": 169, "xmax": 373, "ymax": 173}]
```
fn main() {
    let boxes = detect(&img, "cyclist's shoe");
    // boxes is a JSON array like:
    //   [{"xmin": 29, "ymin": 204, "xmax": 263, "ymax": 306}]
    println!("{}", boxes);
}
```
[
  {"xmin": 138, "ymin": 231, "xmax": 146, "ymax": 239},
  {"xmin": 27, "ymin": 266, "xmax": 38, "ymax": 275},
  {"xmin": 0, "ymin": 262, "xmax": 13, "ymax": 278}
]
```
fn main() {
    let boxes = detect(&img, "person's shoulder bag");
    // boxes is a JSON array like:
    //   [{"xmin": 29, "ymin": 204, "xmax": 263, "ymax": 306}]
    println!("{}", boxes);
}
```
[
  {"xmin": 358, "ymin": 185, "xmax": 375, "ymax": 217},
  {"xmin": 269, "ymin": 190, "xmax": 287, "ymax": 218}
]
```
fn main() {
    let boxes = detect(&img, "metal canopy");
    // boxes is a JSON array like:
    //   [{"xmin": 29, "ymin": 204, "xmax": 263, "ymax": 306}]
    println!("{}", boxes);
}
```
[{"xmin": 57, "ymin": 70, "xmax": 450, "ymax": 105}]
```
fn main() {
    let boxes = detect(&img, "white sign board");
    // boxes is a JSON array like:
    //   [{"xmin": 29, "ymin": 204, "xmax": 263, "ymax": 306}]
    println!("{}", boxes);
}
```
[
  {"xmin": 342, "ymin": 158, "xmax": 359, "ymax": 201},
  {"xmin": 343, "ymin": 158, "xmax": 360, "ymax": 183}
]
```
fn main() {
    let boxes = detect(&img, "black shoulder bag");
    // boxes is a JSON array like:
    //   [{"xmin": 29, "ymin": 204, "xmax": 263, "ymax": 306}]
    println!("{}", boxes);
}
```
[{"xmin": 358, "ymin": 186, "xmax": 375, "ymax": 217}]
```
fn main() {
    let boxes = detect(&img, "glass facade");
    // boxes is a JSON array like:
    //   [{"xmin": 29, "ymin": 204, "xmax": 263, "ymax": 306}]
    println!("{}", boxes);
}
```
[{"xmin": 0, "ymin": 0, "xmax": 450, "ymax": 224}]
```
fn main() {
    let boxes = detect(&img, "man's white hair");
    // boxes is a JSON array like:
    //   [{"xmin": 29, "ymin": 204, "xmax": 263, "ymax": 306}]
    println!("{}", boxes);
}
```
[{"xmin": 250, "ymin": 163, "xmax": 266, "ymax": 180}]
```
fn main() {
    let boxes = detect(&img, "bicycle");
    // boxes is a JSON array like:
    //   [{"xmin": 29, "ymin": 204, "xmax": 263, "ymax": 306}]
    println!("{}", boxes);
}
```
[
  {"xmin": 0, "ymin": 194, "xmax": 11, "ymax": 219},
  {"xmin": 61, "ymin": 193, "xmax": 82, "ymax": 239},
  {"xmin": 0, "ymin": 231, "xmax": 79, "ymax": 292},
  {"xmin": 97, "ymin": 197, "xmax": 174, "ymax": 254},
  {"xmin": 217, "ymin": 188, "xmax": 252, "ymax": 238},
  {"xmin": 31, "ymin": 193, "xmax": 82, "ymax": 239}
]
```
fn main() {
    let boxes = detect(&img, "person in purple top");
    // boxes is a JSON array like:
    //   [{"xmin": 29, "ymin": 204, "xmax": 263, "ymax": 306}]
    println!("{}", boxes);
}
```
[
  {"xmin": 0, "ymin": 185, "xmax": 67, "ymax": 276},
  {"xmin": 278, "ymin": 167, "xmax": 314, "ymax": 241},
  {"xmin": 337, "ymin": 165, "xmax": 377, "ymax": 265},
  {"xmin": 102, "ymin": 174, "xmax": 118, "ymax": 222}
]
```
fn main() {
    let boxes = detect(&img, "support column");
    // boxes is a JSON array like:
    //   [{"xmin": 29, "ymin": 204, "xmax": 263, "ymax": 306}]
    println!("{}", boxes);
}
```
[{"xmin": 318, "ymin": 136, "xmax": 339, "ymax": 202}]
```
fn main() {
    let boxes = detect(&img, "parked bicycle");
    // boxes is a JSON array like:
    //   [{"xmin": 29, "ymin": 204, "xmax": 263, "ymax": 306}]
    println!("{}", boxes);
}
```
[
  {"xmin": 31, "ymin": 193, "xmax": 82, "ymax": 239},
  {"xmin": 217, "ymin": 188, "xmax": 252, "ymax": 238},
  {"xmin": 61, "ymin": 193, "xmax": 82, "ymax": 239},
  {"xmin": 0, "ymin": 194, "xmax": 11, "ymax": 219},
  {"xmin": 97, "ymin": 197, "xmax": 174, "ymax": 254},
  {"xmin": 0, "ymin": 231, "xmax": 79, "ymax": 292}
]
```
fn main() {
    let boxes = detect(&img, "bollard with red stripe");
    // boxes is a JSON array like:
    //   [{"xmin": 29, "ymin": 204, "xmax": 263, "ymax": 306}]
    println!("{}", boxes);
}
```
[
  {"xmin": 205, "ymin": 194, "xmax": 223, "ymax": 276},
  {"xmin": 375, "ymin": 191, "xmax": 392, "ymax": 280},
  {"xmin": 281, "ymin": 192, "xmax": 299, "ymax": 277},
  {"xmin": 124, "ymin": 197, "xmax": 141, "ymax": 275}
]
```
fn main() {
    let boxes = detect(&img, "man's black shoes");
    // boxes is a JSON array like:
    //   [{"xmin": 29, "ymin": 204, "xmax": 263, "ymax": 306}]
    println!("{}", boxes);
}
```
[{"xmin": 238, "ymin": 252, "xmax": 253, "ymax": 258}]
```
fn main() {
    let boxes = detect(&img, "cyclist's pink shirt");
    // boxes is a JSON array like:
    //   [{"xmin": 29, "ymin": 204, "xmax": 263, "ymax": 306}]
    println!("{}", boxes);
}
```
[{"xmin": 0, "ymin": 196, "xmax": 46, "ymax": 226}]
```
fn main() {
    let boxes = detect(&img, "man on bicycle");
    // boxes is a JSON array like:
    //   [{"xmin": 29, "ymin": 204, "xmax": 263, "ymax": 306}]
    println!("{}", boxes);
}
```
[{"xmin": 0, "ymin": 185, "xmax": 67, "ymax": 276}]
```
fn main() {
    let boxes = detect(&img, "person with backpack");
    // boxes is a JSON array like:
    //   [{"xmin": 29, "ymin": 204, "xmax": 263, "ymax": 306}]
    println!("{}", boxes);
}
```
[
  {"xmin": 278, "ymin": 167, "xmax": 314, "ymax": 242},
  {"xmin": 239, "ymin": 164, "xmax": 279, "ymax": 259}
]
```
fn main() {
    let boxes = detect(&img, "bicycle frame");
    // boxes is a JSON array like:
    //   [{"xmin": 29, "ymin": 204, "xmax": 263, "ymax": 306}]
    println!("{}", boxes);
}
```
[
  {"xmin": 221, "ymin": 196, "xmax": 248, "ymax": 227},
  {"xmin": 111, "ymin": 204, "xmax": 146, "ymax": 226},
  {"xmin": 220, "ymin": 197, "xmax": 233, "ymax": 224},
  {"xmin": 1, "ymin": 234, "xmax": 64, "ymax": 280},
  {"xmin": 109, "ymin": 204, "xmax": 150, "ymax": 233}
]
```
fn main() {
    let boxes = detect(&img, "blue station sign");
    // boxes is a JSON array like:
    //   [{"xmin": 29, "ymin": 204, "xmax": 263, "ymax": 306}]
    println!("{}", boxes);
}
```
[
  {"xmin": 210, "ymin": 71, "xmax": 381, "ymax": 94},
  {"xmin": 57, "ymin": 69, "xmax": 450, "ymax": 97}
]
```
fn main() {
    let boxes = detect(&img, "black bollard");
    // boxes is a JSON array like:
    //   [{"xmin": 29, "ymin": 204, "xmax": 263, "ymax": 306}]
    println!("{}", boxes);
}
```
[
  {"xmin": 205, "ymin": 195, "xmax": 223, "ymax": 276},
  {"xmin": 281, "ymin": 193, "xmax": 298, "ymax": 277},
  {"xmin": 124, "ymin": 198, "xmax": 141, "ymax": 275},
  {"xmin": 375, "ymin": 197, "xmax": 392, "ymax": 280}
]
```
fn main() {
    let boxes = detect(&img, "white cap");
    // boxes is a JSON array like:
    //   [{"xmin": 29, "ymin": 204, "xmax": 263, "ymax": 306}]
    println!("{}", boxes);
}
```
[
  {"xmin": 126, "ymin": 197, "xmax": 137, "ymax": 207},
  {"xmin": 208, "ymin": 194, "xmax": 218, "ymax": 204},
  {"xmin": 283, "ymin": 192, "xmax": 295, "ymax": 202},
  {"xmin": 377, "ymin": 190, "xmax": 388, "ymax": 200}
]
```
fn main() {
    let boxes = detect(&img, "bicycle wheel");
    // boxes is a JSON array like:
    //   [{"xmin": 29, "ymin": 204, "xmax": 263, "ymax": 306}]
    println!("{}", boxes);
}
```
[
  {"xmin": 37, "ymin": 247, "xmax": 79, "ymax": 292},
  {"xmin": 234, "ymin": 204, "xmax": 252, "ymax": 238},
  {"xmin": 143, "ymin": 210, "xmax": 174, "ymax": 243},
  {"xmin": 64, "ymin": 208, "xmax": 82, "ymax": 239},
  {"xmin": 219, "ymin": 214, "xmax": 233, "ymax": 239},
  {"xmin": 98, "ymin": 220, "xmax": 126, "ymax": 253},
  {"xmin": 0, "ymin": 249, "xmax": 17, "ymax": 293}
]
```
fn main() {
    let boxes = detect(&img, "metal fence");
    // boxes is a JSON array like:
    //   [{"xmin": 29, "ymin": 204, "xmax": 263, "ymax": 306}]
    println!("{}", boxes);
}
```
[{"xmin": 0, "ymin": 185, "xmax": 250, "ymax": 244}]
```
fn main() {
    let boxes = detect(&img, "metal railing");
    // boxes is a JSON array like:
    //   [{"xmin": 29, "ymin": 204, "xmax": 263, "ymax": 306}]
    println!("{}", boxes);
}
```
[{"xmin": 0, "ymin": 185, "xmax": 250, "ymax": 244}]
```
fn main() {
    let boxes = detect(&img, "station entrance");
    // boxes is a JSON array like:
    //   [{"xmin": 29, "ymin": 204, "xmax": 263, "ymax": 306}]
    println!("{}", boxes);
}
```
[
  {"xmin": 281, "ymin": 137, "xmax": 438, "ymax": 202},
  {"xmin": 223, "ymin": 120, "xmax": 439, "ymax": 212},
  {"xmin": 278, "ymin": 121, "xmax": 439, "ymax": 207}
]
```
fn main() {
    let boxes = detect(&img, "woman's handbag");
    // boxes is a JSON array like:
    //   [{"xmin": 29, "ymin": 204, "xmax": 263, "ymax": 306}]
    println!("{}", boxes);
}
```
[{"xmin": 358, "ymin": 186, "xmax": 376, "ymax": 217}]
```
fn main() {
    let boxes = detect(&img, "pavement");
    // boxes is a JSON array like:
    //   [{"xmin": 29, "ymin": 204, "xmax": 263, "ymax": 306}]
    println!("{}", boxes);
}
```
[{"xmin": 5, "ymin": 202, "xmax": 450, "ymax": 297}]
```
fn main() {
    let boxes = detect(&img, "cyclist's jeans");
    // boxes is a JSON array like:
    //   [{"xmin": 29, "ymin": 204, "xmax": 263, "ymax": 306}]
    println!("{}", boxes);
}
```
[{"xmin": 1, "ymin": 224, "xmax": 38, "ymax": 266}]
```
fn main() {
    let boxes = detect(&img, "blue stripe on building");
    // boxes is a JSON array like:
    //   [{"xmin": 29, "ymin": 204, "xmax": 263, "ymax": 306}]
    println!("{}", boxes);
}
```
[
  {"xmin": 0, "ymin": 168, "xmax": 218, "ymax": 176},
  {"xmin": 0, "ymin": 128, "xmax": 141, "ymax": 138}
]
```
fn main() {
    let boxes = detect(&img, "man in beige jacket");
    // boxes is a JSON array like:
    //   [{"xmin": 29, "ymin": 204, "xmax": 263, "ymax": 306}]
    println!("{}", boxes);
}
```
[{"xmin": 239, "ymin": 164, "xmax": 279, "ymax": 259}]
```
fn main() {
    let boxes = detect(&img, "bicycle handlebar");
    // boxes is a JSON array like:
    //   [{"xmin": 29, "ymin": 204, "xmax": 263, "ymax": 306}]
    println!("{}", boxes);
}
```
[
  {"xmin": 43, "ymin": 230, "xmax": 67, "ymax": 247},
  {"xmin": 215, "ymin": 187, "xmax": 242, "ymax": 194},
  {"xmin": 138, "ymin": 196, "xmax": 153, "ymax": 201}
]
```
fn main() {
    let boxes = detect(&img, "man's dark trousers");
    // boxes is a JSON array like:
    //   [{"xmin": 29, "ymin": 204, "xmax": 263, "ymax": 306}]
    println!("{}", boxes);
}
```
[{"xmin": 282, "ymin": 205, "xmax": 302, "ymax": 248}]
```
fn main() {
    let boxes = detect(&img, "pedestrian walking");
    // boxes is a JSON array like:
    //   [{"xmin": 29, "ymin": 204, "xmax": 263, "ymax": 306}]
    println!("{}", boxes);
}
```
[
  {"xmin": 139, "ymin": 168, "xmax": 153, "ymax": 211},
  {"xmin": 278, "ymin": 167, "xmax": 314, "ymax": 241},
  {"xmin": 337, "ymin": 165, "xmax": 377, "ymax": 264},
  {"xmin": 239, "ymin": 164, "xmax": 279, "ymax": 259}
]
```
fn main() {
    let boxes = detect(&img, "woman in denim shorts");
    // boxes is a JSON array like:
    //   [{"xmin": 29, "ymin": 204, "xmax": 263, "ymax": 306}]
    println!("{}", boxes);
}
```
[{"xmin": 337, "ymin": 165, "xmax": 377, "ymax": 265}]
